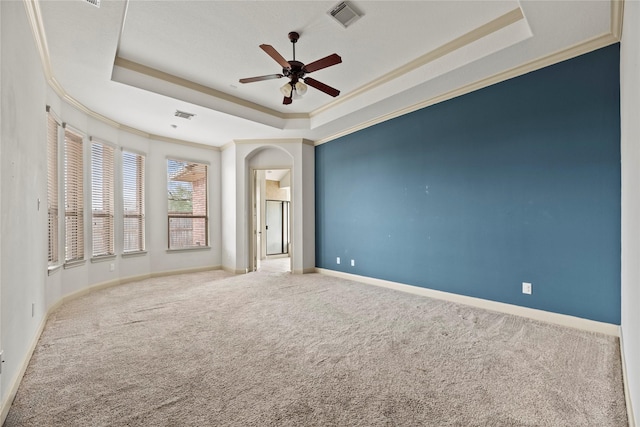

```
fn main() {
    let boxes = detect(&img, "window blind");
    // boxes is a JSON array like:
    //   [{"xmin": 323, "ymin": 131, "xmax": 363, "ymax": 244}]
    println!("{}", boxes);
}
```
[
  {"xmin": 64, "ymin": 127, "xmax": 84, "ymax": 263},
  {"xmin": 123, "ymin": 151, "xmax": 145, "ymax": 252},
  {"xmin": 91, "ymin": 141, "xmax": 115, "ymax": 257},
  {"xmin": 167, "ymin": 159, "xmax": 208, "ymax": 249},
  {"xmin": 47, "ymin": 112, "xmax": 59, "ymax": 265}
]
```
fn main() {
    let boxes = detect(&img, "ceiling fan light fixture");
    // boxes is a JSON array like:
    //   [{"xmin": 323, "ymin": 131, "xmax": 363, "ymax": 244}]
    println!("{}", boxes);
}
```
[
  {"xmin": 280, "ymin": 82, "xmax": 293, "ymax": 97},
  {"xmin": 295, "ymin": 81, "xmax": 308, "ymax": 96}
]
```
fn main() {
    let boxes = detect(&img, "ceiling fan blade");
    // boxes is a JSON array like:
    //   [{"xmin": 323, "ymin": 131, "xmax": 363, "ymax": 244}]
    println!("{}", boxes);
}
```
[
  {"xmin": 303, "ymin": 53, "xmax": 342, "ymax": 73},
  {"xmin": 260, "ymin": 44, "xmax": 291, "ymax": 69},
  {"xmin": 283, "ymin": 96, "xmax": 293, "ymax": 105},
  {"xmin": 304, "ymin": 77, "xmax": 340, "ymax": 97},
  {"xmin": 239, "ymin": 74, "xmax": 284, "ymax": 84}
]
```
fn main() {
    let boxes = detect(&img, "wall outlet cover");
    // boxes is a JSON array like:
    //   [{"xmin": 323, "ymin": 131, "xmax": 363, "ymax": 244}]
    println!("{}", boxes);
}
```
[
  {"xmin": 336, "ymin": 257, "xmax": 340, "ymax": 264},
  {"xmin": 522, "ymin": 282, "xmax": 532, "ymax": 295}
]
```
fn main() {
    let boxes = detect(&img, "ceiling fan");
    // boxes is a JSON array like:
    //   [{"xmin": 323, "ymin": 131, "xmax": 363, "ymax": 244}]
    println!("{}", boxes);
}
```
[{"xmin": 239, "ymin": 32, "xmax": 342, "ymax": 105}]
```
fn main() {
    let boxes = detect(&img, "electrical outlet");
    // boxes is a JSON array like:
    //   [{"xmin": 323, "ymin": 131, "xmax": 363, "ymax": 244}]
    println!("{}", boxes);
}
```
[
  {"xmin": 32, "ymin": 303, "xmax": 35, "ymax": 317},
  {"xmin": 336, "ymin": 257, "xmax": 340, "ymax": 265},
  {"xmin": 109, "ymin": 263, "xmax": 115, "ymax": 272},
  {"xmin": 351, "ymin": 259, "xmax": 355, "ymax": 267},
  {"xmin": 522, "ymin": 282, "xmax": 532, "ymax": 295}
]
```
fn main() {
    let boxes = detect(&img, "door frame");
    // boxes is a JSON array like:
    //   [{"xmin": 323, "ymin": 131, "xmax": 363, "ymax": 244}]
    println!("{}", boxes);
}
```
[{"xmin": 249, "ymin": 167, "xmax": 292, "ymax": 272}]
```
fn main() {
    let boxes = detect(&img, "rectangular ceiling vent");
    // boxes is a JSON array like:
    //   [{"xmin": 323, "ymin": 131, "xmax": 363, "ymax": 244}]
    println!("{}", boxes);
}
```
[
  {"xmin": 328, "ymin": 2, "xmax": 361, "ymax": 28},
  {"xmin": 174, "ymin": 110, "xmax": 195, "ymax": 120},
  {"xmin": 84, "ymin": 0, "xmax": 101, "ymax": 8}
]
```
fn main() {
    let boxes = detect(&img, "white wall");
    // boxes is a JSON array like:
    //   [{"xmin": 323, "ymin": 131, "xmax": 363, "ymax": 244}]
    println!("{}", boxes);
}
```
[
  {"xmin": 221, "ymin": 144, "xmax": 238, "ymax": 272},
  {"xmin": 0, "ymin": 0, "xmax": 48, "ymax": 417},
  {"xmin": 43, "ymin": 110, "xmax": 222, "ymax": 305},
  {"xmin": 0, "ymin": 2, "xmax": 223, "ymax": 420},
  {"xmin": 226, "ymin": 141, "xmax": 315, "ymax": 274},
  {"xmin": 621, "ymin": 0, "xmax": 640, "ymax": 423}
]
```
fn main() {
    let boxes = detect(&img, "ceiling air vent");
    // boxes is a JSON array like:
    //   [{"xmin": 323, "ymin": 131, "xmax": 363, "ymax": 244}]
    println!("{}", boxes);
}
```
[
  {"xmin": 84, "ymin": 0, "xmax": 101, "ymax": 8},
  {"xmin": 328, "ymin": 2, "xmax": 361, "ymax": 28},
  {"xmin": 174, "ymin": 110, "xmax": 195, "ymax": 120}
]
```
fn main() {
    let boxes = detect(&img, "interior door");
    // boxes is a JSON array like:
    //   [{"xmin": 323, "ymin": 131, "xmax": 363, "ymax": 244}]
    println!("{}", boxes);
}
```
[{"xmin": 266, "ymin": 200, "xmax": 284, "ymax": 255}]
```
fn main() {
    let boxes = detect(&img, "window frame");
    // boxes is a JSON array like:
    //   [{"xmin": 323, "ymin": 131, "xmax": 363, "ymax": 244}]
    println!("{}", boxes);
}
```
[
  {"xmin": 63, "ymin": 124, "xmax": 86, "ymax": 267},
  {"xmin": 90, "ymin": 137, "xmax": 116, "ymax": 259},
  {"xmin": 46, "ymin": 106, "xmax": 62, "ymax": 271},
  {"xmin": 166, "ymin": 158, "xmax": 209, "ymax": 250},
  {"xmin": 122, "ymin": 149, "xmax": 146, "ymax": 255}
]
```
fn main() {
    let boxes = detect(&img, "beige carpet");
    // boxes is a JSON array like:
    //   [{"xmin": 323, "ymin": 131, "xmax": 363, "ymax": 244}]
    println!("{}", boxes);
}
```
[{"xmin": 4, "ymin": 270, "xmax": 628, "ymax": 426}]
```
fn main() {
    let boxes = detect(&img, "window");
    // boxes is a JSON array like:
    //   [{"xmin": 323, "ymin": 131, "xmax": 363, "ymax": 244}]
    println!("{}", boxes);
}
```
[
  {"xmin": 123, "ymin": 151, "xmax": 145, "ymax": 253},
  {"xmin": 91, "ymin": 139, "xmax": 115, "ymax": 257},
  {"xmin": 167, "ymin": 159, "xmax": 208, "ymax": 249},
  {"xmin": 64, "ymin": 126, "xmax": 85, "ymax": 263},
  {"xmin": 47, "ymin": 109, "xmax": 60, "ymax": 266}
]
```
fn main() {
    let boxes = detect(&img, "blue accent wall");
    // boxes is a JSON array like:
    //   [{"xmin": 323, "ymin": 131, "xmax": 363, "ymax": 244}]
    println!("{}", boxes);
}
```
[{"xmin": 315, "ymin": 44, "xmax": 621, "ymax": 324}]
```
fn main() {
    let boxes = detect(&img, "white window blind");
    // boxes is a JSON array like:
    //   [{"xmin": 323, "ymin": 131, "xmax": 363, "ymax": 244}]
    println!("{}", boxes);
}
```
[
  {"xmin": 64, "ymin": 127, "xmax": 84, "ymax": 263},
  {"xmin": 47, "ymin": 111, "xmax": 59, "ymax": 266},
  {"xmin": 167, "ymin": 159, "xmax": 208, "ymax": 249},
  {"xmin": 123, "ymin": 151, "xmax": 145, "ymax": 252},
  {"xmin": 91, "ymin": 140, "xmax": 115, "ymax": 257}
]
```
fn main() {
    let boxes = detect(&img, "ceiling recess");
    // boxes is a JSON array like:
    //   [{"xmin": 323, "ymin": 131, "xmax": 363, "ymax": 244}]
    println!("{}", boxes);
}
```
[
  {"xmin": 328, "ymin": 2, "xmax": 361, "ymax": 28},
  {"xmin": 84, "ymin": 0, "xmax": 101, "ymax": 8},
  {"xmin": 174, "ymin": 110, "xmax": 195, "ymax": 120}
]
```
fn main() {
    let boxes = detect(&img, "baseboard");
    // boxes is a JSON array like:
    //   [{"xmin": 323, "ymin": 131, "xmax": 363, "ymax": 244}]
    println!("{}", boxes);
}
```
[
  {"xmin": 0, "ymin": 311, "xmax": 49, "ymax": 424},
  {"xmin": 315, "ymin": 268, "xmax": 620, "ymax": 337},
  {"xmin": 0, "ymin": 264, "xmax": 223, "ymax": 425},
  {"xmin": 293, "ymin": 267, "xmax": 317, "ymax": 275},
  {"xmin": 223, "ymin": 266, "xmax": 247, "ymax": 274},
  {"xmin": 151, "ymin": 265, "xmax": 222, "ymax": 278},
  {"xmin": 620, "ymin": 328, "xmax": 637, "ymax": 427}
]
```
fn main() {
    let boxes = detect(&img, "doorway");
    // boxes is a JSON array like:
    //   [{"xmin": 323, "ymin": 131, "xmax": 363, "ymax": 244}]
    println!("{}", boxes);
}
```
[
  {"xmin": 266, "ymin": 200, "xmax": 290, "ymax": 256},
  {"xmin": 251, "ymin": 169, "xmax": 291, "ymax": 273}
]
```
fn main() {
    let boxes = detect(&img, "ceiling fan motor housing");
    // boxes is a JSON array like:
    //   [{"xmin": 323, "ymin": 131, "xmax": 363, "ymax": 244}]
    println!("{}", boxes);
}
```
[{"xmin": 284, "ymin": 60, "xmax": 305, "ymax": 81}]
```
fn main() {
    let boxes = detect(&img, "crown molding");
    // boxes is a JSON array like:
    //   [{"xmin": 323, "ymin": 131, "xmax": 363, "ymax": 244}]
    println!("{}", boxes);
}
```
[
  {"xmin": 314, "ymin": 14, "xmax": 622, "ymax": 147},
  {"xmin": 309, "ymin": 7, "xmax": 525, "ymax": 118},
  {"xmin": 611, "ymin": 0, "xmax": 624, "ymax": 41},
  {"xmin": 23, "ymin": 0, "xmax": 624, "ymax": 151},
  {"xmin": 113, "ymin": 57, "xmax": 308, "ymax": 121},
  {"xmin": 22, "ymin": 0, "xmax": 217, "ymax": 152},
  {"xmin": 150, "ymin": 134, "xmax": 220, "ymax": 151}
]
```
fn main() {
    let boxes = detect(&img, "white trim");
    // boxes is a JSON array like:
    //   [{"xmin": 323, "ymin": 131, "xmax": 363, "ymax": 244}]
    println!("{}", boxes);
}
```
[
  {"xmin": 310, "ymin": 7, "xmax": 524, "ymax": 118},
  {"xmin": 620, "ymin": 328, "xmax": 637, "ymax": 427},
  {"xmin": 223, "ymin": 266, "xmax": 248, "ymax": 274},
  {"xmin": 314, "ymin": 32, "xmax": 620, "ymax": 146},
  {"xmin": 315, "ymin": 268, "xmax": 620, "ymax": 336},
  {"xmin": 0, "ymin": 312, "xmax": 49, "ymax": 424},
  {"xmin": 0, "ymin": 264, "xmax": 223, "ymax": 424},
  {"xmin": 165, "ymin": 155, "xmax": 211, "ymax": 166},
  {"xmin": 89, "ymin": 136, "xmax": 117, "ymax": 149},
  {"xmin": 24, "ymin": 0, "xmax": 623, "ymax": 151},
  {"xmin": 165, "ymin": 247, "xmax": 211, "ymax": 253},
  {"xmin": 45, "ymin": 105, "xmax": 61, "ymax": 125},
  {"xmin": 120, "ymin": 146, "xmax": 147, "ymax": 157}
]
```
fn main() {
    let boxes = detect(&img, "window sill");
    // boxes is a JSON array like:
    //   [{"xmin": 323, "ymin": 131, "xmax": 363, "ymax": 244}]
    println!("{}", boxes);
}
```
[
  {"xmin": 63, "ymin": 259, "xmax": 86, "ymax": 269},
  {"xmin": 166, "ymin": 246, "xmax": 211, "ymax": 253},
  {"xmin": 122, "ymin": 250, "xmax": 147, "ymax": 258},
  {"xmin": 47, "ymin": 264, "xmax": 62, "ymax": 276},
  {"xmin": 91, "ymin": 254, "xmax": 117, "ymax": 263}
]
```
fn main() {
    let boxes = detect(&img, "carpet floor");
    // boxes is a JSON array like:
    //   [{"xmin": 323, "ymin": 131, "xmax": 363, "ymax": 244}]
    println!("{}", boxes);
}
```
[{"xmin": 4, "ymin": 270, "xmax": 628, "ymax": 426}]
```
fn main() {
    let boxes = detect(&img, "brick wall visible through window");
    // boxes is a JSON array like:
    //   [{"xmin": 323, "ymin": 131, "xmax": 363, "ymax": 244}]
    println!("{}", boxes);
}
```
[{"xmin": 167, "ymin": 160, "xmax": 208, "ymax": 249}]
